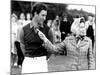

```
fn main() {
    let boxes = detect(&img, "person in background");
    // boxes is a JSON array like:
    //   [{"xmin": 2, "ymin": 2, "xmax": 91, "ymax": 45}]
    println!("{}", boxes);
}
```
[
  {"xmin": 11, "ymin": 13, "xmax": 18, "ymax": 67},
  {"xmin": 18, "ymin": 12, "xmax": 26, "ymax": 27},
  {"xmin": 11, "ymin": 13, "xmax": 24, "ymax": 68},
  {"xmin": 60, "ymin": 16, "xmax": 72, "ymax": 41},
  {"xmin": 92, "ymin": 17, "xmax": 96, "ymax": 57},
  {"xmin": 14, "ymin": 13, "xmax": 25, "ymax": 68},
  {"xmin": 47, "ymin": 19, "xmax": 52, "ymax": 28},
  {"xmin": 51, "ymin": 19, "xmax": 61, "ymax": 44},
  {"xmin": 48, "ymin": 17, "xmax": 62, "ymax": 58},
  {"xmin": 86, "ymin": 15, "xmax": 95, "ymax": 49},
  {"xmin": 25, "ymin": 12, "xmax": 31, "ymax": 25},
  {"xmin": 37, "ymin": 18, "xmax": 95, "ymax": 71}
]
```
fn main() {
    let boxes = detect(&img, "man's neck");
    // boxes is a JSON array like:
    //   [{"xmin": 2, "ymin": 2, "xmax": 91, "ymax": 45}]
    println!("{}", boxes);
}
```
[{"xmin": 30, "ymin": 18, "xmax": 38, "ymax": 28}]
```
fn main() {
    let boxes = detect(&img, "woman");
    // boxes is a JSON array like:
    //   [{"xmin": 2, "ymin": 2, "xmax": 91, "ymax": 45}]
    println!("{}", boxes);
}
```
[
  {"xmin": 25, "ymin": 13, "xmax": 31, "ymax": 25},
  {"xmin": 18, "ymin": 12, "xmax": 26, "ymax": 27},
  {"xmin": 37, "ymin": 18, "xmax": 95, "ymax": 71},
  {"xmin": 11, "ymin": 13, "xmax": 18, "ymax": 67}
]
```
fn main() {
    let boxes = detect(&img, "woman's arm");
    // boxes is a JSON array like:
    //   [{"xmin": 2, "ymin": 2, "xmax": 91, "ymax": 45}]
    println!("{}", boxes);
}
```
[
  {"xmin": 38, "ymin": 29, "xmax": 66, "ymax": 53},
  {"xmin": 88, "ymin": 39, "xmax": 95, "ymax": 69}
]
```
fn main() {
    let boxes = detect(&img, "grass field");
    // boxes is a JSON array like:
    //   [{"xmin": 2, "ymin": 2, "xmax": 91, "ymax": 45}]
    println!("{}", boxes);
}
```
[{"xmin": 11, "ymin": 55, "xmax": 71, "ymax": 74}]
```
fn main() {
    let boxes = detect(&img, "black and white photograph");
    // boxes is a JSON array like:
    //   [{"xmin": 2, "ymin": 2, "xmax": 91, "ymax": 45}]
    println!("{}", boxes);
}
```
[{"xmin": 10, "ymin": 0, "xmax": 96, "ymax": 74}]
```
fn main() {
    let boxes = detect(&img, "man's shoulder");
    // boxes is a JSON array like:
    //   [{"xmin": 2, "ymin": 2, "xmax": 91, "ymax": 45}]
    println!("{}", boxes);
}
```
[
  {"xmin": 23, "ymin": 23, "xmax": 30, "ymax": 28},
  {"xmin": 22, "ymin": 23, "xmax": 31, "ymax": 31},
  {"xmin": 18, "ymin": 23, "xmax": 30, "ymax": 33},
  {"xmin": 44, "ymin": 23, "xmax": 49, "ymax": 29},
  {"xmin": 43, "ymin": 23, "xmax": 50, "ymax": 32}
]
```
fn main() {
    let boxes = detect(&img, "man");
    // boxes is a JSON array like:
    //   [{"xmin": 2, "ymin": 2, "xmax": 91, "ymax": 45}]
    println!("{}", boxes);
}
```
[
  {"xmin": 38, "ymin": 18, "xmax": 95, "ymax": 71},
  {"xmin": 17, "ymin": 3, "xmax": 52, "ymax": 73}
]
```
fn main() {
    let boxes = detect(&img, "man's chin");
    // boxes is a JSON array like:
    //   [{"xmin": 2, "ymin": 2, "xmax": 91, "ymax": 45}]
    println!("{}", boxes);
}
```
[{"xmin": 40, "ymin": 22, "xmax": 44, "ymax": 25}]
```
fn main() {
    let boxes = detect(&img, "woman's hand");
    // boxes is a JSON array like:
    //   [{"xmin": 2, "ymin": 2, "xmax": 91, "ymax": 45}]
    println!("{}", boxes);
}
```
[{"xmin": 37, "ymin": 29, "xmax": 48, "ymax": 42}]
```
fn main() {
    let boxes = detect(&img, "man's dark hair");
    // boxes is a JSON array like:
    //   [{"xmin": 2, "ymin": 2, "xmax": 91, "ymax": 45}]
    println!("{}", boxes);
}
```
[{"xmin": 31, "ymin": 3, "xmax": 47, "ymax": 17}]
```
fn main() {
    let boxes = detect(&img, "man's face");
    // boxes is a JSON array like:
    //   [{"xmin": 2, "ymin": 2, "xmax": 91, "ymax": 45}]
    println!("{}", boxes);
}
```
[{"xmin": 36, "ymin": 10, "xmax": 47, "ymax": 25}]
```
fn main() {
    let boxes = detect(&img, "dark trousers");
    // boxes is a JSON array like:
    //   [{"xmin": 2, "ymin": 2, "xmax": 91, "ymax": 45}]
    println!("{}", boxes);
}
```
[{"xmin": 15, "ymin": 41, "xmax": 24, "ymax": 66}]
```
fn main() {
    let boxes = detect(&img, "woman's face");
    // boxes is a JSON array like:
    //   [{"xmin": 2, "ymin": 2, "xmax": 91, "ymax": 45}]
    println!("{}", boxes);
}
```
[
  {"xmin": 47, "ymin": 20, "xmax": 52, "ymax": 27},
  {"xmin": 79, "ymin": 22, "xmax": 86, "ymax": 36},
  {"xmin": 88, "ymin": 16, "xmax": 93, "ymax": 22},
  {"xmin": 11, "ymin": 16, "xmax": 17, "ymax": 23},
  {"xmin": 27, "ymin": 13, "xmax": 31, "ymax": 20},
  {"xmin": 20, "ymin": 13, "xmax": 25, "ymax": 20},
  {"xmin": 63, "ymin": 17, "xmax": 67, "ymax": 21}
]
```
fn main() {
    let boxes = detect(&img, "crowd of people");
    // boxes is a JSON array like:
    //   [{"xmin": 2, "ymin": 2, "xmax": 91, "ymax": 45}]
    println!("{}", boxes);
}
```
[
  {"xmin": 11, "ymin": 12, "xmax": 32, "ymax": 68},
  {"xmin": 11, "ymin": 2, "xmax": 96, "ymax": 73}
]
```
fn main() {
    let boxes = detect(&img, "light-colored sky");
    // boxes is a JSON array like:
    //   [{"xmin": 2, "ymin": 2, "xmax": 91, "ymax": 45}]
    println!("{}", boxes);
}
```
[{"xmin": 67, "ymin": 5, "xmax": 95, "ymax": 14}]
